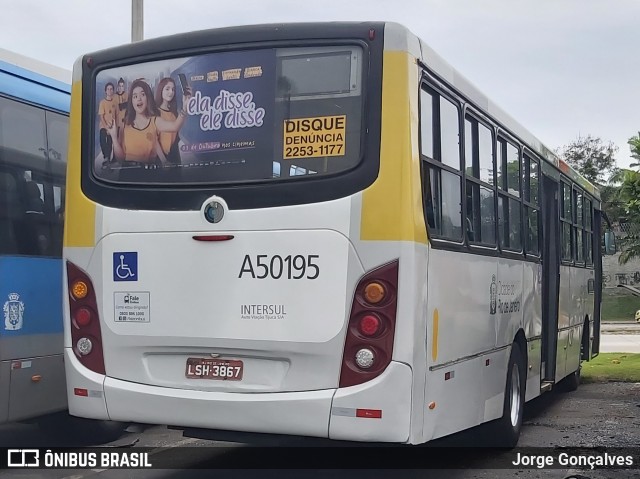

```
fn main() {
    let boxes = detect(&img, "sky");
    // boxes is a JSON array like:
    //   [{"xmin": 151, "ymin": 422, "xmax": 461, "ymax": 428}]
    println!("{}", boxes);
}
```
[{"xmin": 1, "ymin": 0, "xmax": 638, "ymax": 169}]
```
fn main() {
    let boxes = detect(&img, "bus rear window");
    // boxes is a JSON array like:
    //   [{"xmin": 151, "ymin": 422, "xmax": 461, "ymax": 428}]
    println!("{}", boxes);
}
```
[{"xmin": 91, "ymin": 46, "xmax": 363, "ymax": 185}]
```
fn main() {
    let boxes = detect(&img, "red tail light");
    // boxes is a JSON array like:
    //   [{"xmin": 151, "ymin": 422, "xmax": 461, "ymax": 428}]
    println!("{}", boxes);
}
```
[
  {"xmin": 339, "ymin": 260, "xmax": 399, "ymax": 388},
  {"xmin": 74, "ymin": 307, "xmax": 92, "ymax": 327},
  {"xmin": 66, "ymin": 261, "xmax": 105, "ymax": 375},
  {"xmin": 359, "ymin": 314, "xmax": 381, "ymax": 337}
]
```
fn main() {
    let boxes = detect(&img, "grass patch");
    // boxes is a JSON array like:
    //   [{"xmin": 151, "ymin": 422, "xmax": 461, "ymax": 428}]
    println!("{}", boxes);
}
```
[
  {"xmin": 581, "ymin": 353, "xmax": 640, "ymax": 383},
  {"xmin": 601, "ymin": 294, "xmax": 640, "ymax": 322}
]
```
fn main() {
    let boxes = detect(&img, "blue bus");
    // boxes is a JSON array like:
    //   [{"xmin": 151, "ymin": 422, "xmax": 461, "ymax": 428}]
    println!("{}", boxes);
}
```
[{"xmin": 0, "ymin": 48, "xmax": 71, "ymax": 424}]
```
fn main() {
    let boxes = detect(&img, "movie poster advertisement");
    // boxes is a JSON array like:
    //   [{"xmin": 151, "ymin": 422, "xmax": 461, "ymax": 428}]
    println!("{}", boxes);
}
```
[{"xmin": 93, "ymin": 49, "xmax": 276, "ymax": 184}]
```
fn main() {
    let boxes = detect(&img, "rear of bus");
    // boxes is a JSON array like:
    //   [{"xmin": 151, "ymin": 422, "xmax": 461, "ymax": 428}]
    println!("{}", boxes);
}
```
[{"xmin": 64, "ymin": 23, "xmax": 422, "ymax": 443}]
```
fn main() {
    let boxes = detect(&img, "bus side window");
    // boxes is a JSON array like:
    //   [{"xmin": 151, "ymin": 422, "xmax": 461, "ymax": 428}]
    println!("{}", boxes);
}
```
[
  {"xmin": 421, "ymin": 162, "xmax": 437, "ymax": 230},
  {"xmin": 25, "ymin": 180, "xmax": 45, "ymax": 213},
  {"xmin": 419, "ymin": 85, "xmax": 462, "ymax": 241},
  {"xmin": 23, "ymin": 180, "xmax": 49, "ymax": 255},
  {"xmin": 0, "ymin": 172, "xmax": 20, "ymax": 254}
]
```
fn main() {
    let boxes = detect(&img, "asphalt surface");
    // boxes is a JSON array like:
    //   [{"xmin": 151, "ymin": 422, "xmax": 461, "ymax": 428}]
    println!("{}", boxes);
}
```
[
  {"xmin": 0, "ymin": 382, "xmax": 638, "ymax": 478},
  {"xmin": 0, "ymin": 325, "xmax": 638, "ymax": 478},
  {"xmin": 600, "ymin": 321, "xmax": 640, "ymax": 353}
]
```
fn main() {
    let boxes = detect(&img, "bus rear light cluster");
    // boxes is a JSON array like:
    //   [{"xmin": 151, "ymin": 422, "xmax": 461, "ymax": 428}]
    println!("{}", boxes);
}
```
[
  {"xmin": 74, "ymin": 307, "xmax": 92, "ymax": 327},
  {"xmin": 363, "ymin": 282, "xmax": 386, "ymax": 304},
  {"xmin": 358, "ymin": 314, "xmax": 381, "ymax": 337},
  {"xmin": 355, "ymin": 348, "xmax": 375, "ymax": 369},
  {"xmin": 76, "ymin": 337, "xmax": 93, "ymax": 355},
  {"xmin": 339, "ymin": 260, "xmax": 399, "ymax": 388},
  {"xmin": 66, "ymin": 261, "xmax": 106, "ymax": 374}
]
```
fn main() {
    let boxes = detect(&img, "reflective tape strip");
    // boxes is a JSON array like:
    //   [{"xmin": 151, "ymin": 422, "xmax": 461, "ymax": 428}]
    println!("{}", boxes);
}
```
[
  {"xmin": 331, "ymin": 407, "xmax": 356, "ymax": 417},
  {"xmin": 11, "ymin": 360, "xmax": 32, "ymax": 369},
  {"xmin": 331, "ymin": 407, "xmax": 382, "ymax": 419}
]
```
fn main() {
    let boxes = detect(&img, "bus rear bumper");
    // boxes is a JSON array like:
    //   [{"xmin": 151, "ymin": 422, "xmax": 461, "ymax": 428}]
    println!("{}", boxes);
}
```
[
  {"xmin": 67, "ymin": 349, "xmax": 413, "ymax": 442},
  {"xmin": 64, "ymin": 348, "xmax": 110, "ymax": 420},
  {"xmin": 104, "ymin": 377, "xmax": 334, "ymax": 438}
]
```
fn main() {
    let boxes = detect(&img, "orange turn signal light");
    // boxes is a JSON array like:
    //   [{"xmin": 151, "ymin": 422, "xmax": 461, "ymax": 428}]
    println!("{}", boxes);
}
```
[
  {"xmin": 71, "ymin": 281, "xmax": 89, "ymax": 300},
  {"xmin": 363, "ymin": 282, "xmax": 385, "ymax": 304}
]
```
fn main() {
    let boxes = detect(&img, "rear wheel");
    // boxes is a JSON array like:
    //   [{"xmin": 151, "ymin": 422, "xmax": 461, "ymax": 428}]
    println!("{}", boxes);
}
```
[
  {"xmin": 493, "ymin": 342, "xmax": 525, "ymax": 448},
  {"xmin": 559, "ymin": 365, "xmax": 580, "ymax": 392}
]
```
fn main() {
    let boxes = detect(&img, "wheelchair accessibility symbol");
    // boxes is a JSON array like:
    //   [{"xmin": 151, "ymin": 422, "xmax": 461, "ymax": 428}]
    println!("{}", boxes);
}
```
[{"xmin": 113, "ymin": 252, "xmax": 138, "ymax": 282}]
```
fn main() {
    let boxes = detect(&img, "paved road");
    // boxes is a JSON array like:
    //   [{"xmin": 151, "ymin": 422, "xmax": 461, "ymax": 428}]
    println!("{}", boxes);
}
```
[
  {"xmin": 600, "ymin": 334, "xmax": 640, "ymax": 353},
  {"xmin": 1, "ymin": 383, "xmax": 638, "ymax": 478},
  {"xmin": 0, "ymin": 325, "xmax": 636, "ymax": 477},
  {"xmin": 600, "ymin": 321, "xmax": 640, "ymax": 353}
]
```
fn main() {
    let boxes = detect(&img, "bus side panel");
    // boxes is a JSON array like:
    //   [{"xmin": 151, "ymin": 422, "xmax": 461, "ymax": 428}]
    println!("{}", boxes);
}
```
[
  {"xmin": 525, "ymin": 338, "xmax": 542, "ymax": 402},
  {"xmin": 423, "ymin": 357, "xmax": 483, "ymax": 440},
  {"xmin": 494, "ymin": 258, "xmax": 525, "ymax": 354},
  {"xmin": 8, "ymin": 354, "xmax": 67, "ymax": 422},
  {"xmin": 0, "ymin": 257, "xmax": 64, "ymax": 350},
  {"xmin": 0, "ymin": 361, "xmax": 9, "ymax": 423},
  {"xmin": 427, "ymin": 249, "xmax": 498, "ymax": 364},
  {"xmin": 521, "ymin": 261, "xmax": 542, "ymax": 402},
  {"xmin": 423, "ymin": 249, "xmax": 499, "ymax": 440},
  {"xmin": 556, "ymin": 265, "xmax": 572, "ymax": 380},
  {"xmin": 0, "ymin": 256, "xmax": 66, "ymax": 422},
  {"xmin": 564, "ymin": 266, "xmax": 594, "ymax": 379}
]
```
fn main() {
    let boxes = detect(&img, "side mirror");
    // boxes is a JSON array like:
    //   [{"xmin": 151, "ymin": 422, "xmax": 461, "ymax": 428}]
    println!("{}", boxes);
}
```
[{"xmin": 604, "ymin": 230, "xmax": 617, "ymax": 255}]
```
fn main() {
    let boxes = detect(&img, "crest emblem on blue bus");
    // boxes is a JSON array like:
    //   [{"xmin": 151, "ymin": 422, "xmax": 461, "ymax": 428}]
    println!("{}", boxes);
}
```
[{"xmin": 3, "ymin": 292, "xmax": 25, "ymax": 331}]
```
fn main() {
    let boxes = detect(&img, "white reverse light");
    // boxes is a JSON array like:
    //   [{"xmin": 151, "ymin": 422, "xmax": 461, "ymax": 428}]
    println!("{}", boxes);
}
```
[
  {"xmin": 355, "ymin": 348, "xmax": 375, "ymax": 369},
  {"xmin": 77, "ymin": 337, "xmax": 93, "ymax": 356}
]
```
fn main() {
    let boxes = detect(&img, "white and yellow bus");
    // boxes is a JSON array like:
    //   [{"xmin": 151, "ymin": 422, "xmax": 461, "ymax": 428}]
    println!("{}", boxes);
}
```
[{"xmin": 63, "ymin": 22, "xmax": 602, "ymax": 446}]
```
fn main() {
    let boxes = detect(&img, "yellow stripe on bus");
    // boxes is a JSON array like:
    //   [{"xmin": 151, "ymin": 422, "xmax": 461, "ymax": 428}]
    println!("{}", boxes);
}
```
[
  {"xmin": 64, "ymin": 80, "xmax": 96, "ymax": 248},
  {"xmin": 360, "ymin": 51, "xmax": 427, "ymax": 244}
]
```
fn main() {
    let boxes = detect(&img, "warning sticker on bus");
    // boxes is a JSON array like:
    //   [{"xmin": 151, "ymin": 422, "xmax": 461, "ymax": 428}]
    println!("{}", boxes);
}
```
[{"xmin": 283, "ymin": 115, "xmax": 346, "ymax": 160}]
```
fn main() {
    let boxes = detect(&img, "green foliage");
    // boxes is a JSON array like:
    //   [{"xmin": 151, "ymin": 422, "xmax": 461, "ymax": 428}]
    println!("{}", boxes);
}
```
[
  {"xmin": 601, "ymin": 294, "xmax": 640, "ymax": 321},
  {"xmin": 617, "ymin": 165, "xmax": 640, "ymax": 265},
  {"xmin": 599, "ymin": 184, "xmax": 625, "ymax": 224},
  {"xmin": 628, "ymin": 132, "xmax": 640, "ymax": 167},
  {"xmin": 557, "ymin": 135, "xmax": 618, "ymax": 185},
  {"xmin": 581, "ymin": 353, "xmax": 640, "ymax": 383}
]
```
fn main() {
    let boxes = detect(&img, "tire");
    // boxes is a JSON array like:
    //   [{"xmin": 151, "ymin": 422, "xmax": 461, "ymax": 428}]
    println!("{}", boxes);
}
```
[
  {"xmin": 492, "ymin": 342, "xmax": 526, "ymax": 448},
  {"xmin": 559, "ymin": 366, "xmax": 580, "ymax": 392}
]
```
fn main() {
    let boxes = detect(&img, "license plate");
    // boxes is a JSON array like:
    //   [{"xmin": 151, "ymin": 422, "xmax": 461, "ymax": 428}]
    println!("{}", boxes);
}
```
[{"xmin": 185, "ymin": 358, "xmax": 244, "ymax": 381}]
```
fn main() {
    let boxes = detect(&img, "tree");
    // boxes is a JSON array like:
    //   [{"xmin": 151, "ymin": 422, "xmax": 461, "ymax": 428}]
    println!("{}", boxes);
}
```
[
  {"xmin": 618, "ymin": 134, "xmax": 640, "ymax": 264},
  {"xmin": 557, "ymin": 135, "xmax": 618, "ymax": 185},
  {"xmin": 628, "ymin": 132, "xmax": 640, "ymax": 168}
]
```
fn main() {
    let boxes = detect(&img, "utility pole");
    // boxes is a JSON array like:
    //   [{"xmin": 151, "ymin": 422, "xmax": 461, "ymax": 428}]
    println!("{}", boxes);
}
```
[{"xmin": 132, "ymin": 0, "xmax": 144, "ymax": 42}]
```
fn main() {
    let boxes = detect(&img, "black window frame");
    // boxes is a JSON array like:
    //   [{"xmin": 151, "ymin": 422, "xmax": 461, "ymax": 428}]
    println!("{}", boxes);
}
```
[
  {"xmin": 522, "ymin": 150, "xmax": 540, "ymax": 258},
  {"xmin": 463, "ymin": 112, "xmax": 497, "ymax": 248},
  {"xmin": 419, "ymin": 83, "xmax": 464, "ymax": 244},
  {"xmin": 496, "ymin": 133, "xmax": 523, "ymax": 253},
  {"xmin": 584, "ymin": 196, "xmax": 594, "ymax": 267},
  {"xmin": 0, "ymin": 95, "xmax": 68, "ymax": 258},
  {"xmin": 80, "ymin": 24, "xmax": 385, "ymax": 211},
  {"xmin": 560, "ymin": 179, "xmax": 574, "ymax": 263}
]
